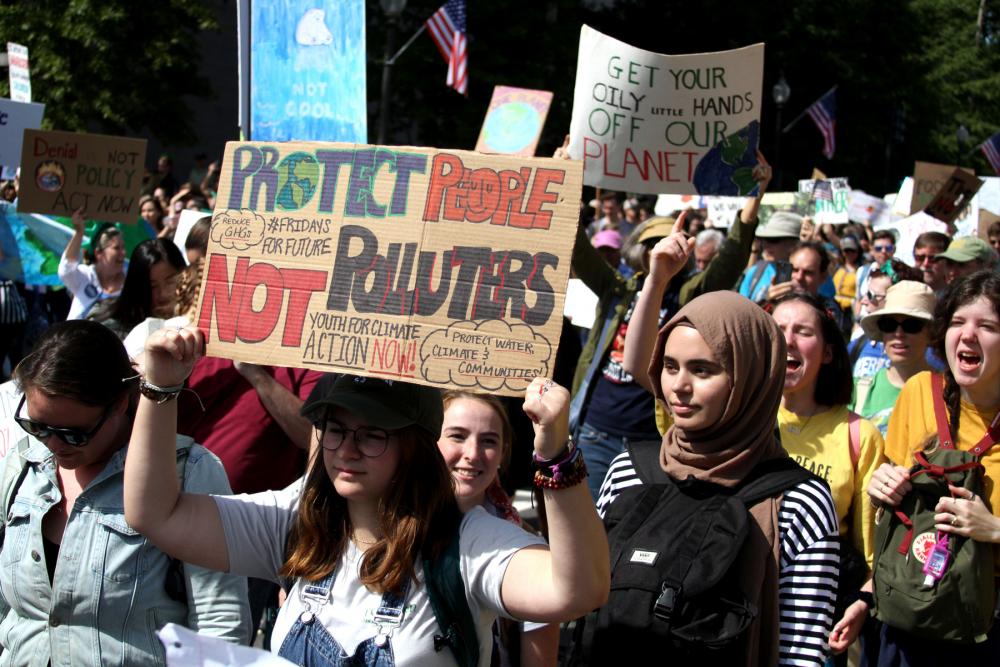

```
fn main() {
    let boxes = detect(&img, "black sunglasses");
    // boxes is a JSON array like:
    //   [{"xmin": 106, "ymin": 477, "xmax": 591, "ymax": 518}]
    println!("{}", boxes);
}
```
[
  {"xmin": 14, "ymin": 394, "xmax": 113, "ymax": 447},
  {"xmin": 876, "ymin": 317, "xmax": 926, "ymax": 335}
]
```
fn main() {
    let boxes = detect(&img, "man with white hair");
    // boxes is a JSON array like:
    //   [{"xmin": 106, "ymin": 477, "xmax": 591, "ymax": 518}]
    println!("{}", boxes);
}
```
[{"xmin": 693, "ymin": 228, "xmax": 725, "ymax": 273}]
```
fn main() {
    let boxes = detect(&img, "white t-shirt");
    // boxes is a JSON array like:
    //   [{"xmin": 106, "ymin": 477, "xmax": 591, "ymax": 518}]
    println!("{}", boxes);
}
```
[
  {"xmin": 214, "ymin": 485, "xmax": 544, "ymax": 666},
  {"xmin": 57, "ymin": 256, "xmax": 126, "ymax": 320}
]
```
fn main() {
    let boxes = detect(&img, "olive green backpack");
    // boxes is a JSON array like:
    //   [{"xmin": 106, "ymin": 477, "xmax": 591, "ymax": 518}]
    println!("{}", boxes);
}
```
[{"xmin": 872, "ymin": 374, "xmax": 999, "ymax": 644}]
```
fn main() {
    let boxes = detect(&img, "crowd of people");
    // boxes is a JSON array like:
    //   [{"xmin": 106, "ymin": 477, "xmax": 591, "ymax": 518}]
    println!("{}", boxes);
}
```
[{"xmin": 0, "ymin": 140, "xmax": 997, "ymax": 667}]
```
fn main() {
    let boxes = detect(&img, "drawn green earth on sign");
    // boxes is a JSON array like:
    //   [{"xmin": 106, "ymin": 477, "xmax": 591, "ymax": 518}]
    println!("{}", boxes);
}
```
[
  {"xmin": 692, "ymin": 121, "xmax": 760, "ymax": 196},
  {"xmin": 276, "ymin": 152, "xmax": 320, "ymax": 210},
  {"xmin": 484, "ymin": 102, "xmax": 541, "ymax": 153}
]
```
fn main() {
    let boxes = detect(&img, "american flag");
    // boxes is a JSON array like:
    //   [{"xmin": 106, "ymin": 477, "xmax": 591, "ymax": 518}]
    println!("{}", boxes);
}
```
[
  {"xmin": 812, "ymin": 179, "xmax": 833, "ymax": 201},
  {"xmin": 426, "ymin": 0, "xmax": 467, "ymax": 95},
  {"xmin": 807, "ymin": 88, "xmax": 837, "ymax": 159},
  {"xmin": 981, "ymin": 130, "xmax": 1000, "ymax": 175}
]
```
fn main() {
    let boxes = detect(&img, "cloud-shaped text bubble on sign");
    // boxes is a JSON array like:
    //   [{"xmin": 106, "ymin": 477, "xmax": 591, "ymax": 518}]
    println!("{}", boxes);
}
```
[
  {"xmin": 419, "ymin": 319, "xmax": 552, "ymax": 394},
  {"xmin": 210, "ymin": 209, "xmax": 265, "ymax": 251}
]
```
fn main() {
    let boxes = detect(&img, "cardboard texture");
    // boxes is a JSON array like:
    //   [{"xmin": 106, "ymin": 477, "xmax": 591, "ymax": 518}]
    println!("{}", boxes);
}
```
[
  {"xmin": 475, "ymin": 86, "xmax": 554, "ymax": 157},
  {"xmin": 17, "ymin": 129, "xmax": 147, "ymax": 225},
  {"xmin": 924, "ymin": 168, "xmax": 983, "ymax": 225},
  {"xmin": 195, "ymin": 141, "xmax": 583, "ymax": 396},
  {"xmin": 909, "ymin": 161, "xmax": 975, "ymax": 214},
  {"xmin": 568, "ymin": 26, "xmax": 763, "ymax": 195},
  {"xmin": 980, "ymin": 209, "xmax": 1000, "ymax": 240},
  {"xmin": 0, "ymin": 98, "xmax": 44, "ymax": 167}
]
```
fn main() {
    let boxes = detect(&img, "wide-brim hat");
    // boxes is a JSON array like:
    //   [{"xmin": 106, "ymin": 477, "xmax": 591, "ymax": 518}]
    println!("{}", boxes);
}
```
[
  {"xmin": 755, "ymin": 211, "xmax": 803, "ymax": 239},
  {"xmin": 860, "ymin": 280, "xmax": 936, "ymax": 341},
  {"xmin": 301, "ymin": 374, "xmax": 443, "ymax": 437}
]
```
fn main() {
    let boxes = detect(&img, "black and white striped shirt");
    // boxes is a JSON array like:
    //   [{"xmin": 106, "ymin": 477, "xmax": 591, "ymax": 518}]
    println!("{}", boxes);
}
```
[{"xmin": 597, "ymin": 451, "xmax": 840, "ymax": 667}]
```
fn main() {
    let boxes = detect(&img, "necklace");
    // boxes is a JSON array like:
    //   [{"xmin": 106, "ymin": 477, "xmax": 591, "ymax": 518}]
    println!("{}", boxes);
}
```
[
  {"xmin": 351, "ymin": 533, "xmax": 379, "ymax": 546},
  {"xmin": 785, "ymin": 412, "xmax": 815, "ymax": 435}
]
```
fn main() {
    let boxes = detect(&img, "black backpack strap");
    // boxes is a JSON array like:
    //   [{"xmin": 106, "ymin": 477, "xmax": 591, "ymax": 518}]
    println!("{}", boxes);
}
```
[
  {"xmin": 736, "ymin": 456, "xmax": 816, "ymax": 507},
  {"xmin": 625, "ymin": 439, "xmax": 669, "ymax": 485},
  {"xmin": 848, "ymin": 335, "xmax": 867, "ymax": 371},
  {"xmin": 422, "ymin": 528, "xmax": 479, "ymax": 667}
]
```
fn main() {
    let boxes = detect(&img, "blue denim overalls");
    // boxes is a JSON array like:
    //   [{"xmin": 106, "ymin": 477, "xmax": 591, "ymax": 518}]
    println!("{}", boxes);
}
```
[{"xmin": 277, "ymin": 571, "xmax": 410, "ymax": 666}]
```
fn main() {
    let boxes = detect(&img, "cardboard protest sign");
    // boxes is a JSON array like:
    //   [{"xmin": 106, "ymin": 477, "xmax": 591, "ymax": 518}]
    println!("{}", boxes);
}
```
[
  {"xmin": 7, "ymin": 42, "xmax": 31, "ymax": 103},
  {"xmin": 0, "ymin": 98, "xmax": 44, "ymax": 167},
  {"xmin": 568, "ymin": 26, "xmax": 763, "ymax": 195},
  {"xmin": 475, "ymin": 86, "xmax": 554, "ymax": 157},
  {"xmin": 797, "ymin": 178, "xmax": 850, "ymax": 223},
  {"xmin": 980, "ymin": 209, "xmax": 1000, "ymax": 240},
  {"xmin": 250, "ymin": 1, "xmax": 366, "ymax": 142},
  {"xmin": 17, "ymin": 129, "xmax": 147, "ymax": 224},
  {"xmin": 924, "ymin": 168, "xmax": 983, "ymax": 225},
  {"xmin": 195, "ymin": 141, "xmax": 583, "ymax": 396},
  {"xmin": 910, "ymin": 161, "xmax": 975, "ymax": 214}
]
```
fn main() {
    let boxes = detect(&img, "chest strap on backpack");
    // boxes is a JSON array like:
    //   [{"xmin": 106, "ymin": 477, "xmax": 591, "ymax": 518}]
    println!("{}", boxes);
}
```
[{"xmin": 892, "ymin": 375, "xmax": 1000, "ymax": 555}]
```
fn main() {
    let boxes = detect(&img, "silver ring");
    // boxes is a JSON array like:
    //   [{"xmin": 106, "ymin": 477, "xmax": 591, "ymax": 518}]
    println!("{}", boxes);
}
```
[{"xmin": 952, "ymin": 515, "xmax": 958, "ymax": 526}]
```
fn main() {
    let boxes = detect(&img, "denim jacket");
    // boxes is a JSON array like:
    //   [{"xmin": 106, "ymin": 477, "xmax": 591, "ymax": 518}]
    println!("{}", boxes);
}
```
[{"xmin": 0, "ymin": 433, "xmax": 250, "ymax": 666}]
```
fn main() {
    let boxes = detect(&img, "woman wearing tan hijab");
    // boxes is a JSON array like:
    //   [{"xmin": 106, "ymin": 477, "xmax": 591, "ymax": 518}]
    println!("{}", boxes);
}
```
[{"xmin": 599, "ymin": 289, "xmax": 840, "ymax": 666}]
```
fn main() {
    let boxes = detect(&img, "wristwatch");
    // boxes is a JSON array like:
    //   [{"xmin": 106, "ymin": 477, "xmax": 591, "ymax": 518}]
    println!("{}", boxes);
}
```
[{"xmin": 857, "ymin": 591, "xmax": 875, "ymax": 609}]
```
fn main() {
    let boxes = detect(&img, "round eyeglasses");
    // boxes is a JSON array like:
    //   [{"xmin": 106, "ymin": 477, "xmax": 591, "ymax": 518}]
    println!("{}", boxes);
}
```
[{"xmin": 317, "ymin": 420, "xmax": 395, "ymax": 458}]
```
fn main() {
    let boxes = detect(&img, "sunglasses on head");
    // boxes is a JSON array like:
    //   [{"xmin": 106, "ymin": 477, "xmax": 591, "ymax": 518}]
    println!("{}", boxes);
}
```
[
  {"xmin": 876, "ymin": 317, "xmax": 926, "ymax": 335},
  {"xmin": 873, "ymin": 244, "xmax": 894, "ymax": 253},
  {"xmin": 14, "ymin": 394, "xmax": 113, "ymax": 447}
]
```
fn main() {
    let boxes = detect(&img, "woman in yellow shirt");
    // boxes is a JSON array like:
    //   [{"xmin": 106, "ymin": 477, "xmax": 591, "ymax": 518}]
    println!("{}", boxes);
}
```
[
  {"xmin": 769, "ymin": 292, "xmax": 885, "ymax": 658},
  {"xmin": 868, "ymin": 271, "xmax": 1000, "ymax": 663}
]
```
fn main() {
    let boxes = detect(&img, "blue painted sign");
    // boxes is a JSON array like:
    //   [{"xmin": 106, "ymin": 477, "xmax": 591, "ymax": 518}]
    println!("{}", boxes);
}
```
[{"xmin": 250, "ymin": 0, "xmax": 366, "ymax": 142}]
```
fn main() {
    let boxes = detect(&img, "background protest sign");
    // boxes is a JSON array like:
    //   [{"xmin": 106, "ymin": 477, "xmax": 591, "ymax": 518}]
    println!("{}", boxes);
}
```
[
  {"xmin": 0, "ymin": 98, "xmax": 44, "ymax": 167},
  {"xmin": 248, "ymin": 0, "xmax": 366, "ymax": 142},
  {"xmin": 909, "ymin": 161, "xmax": 975, "ymax": 214},
  {"xmin": 848, "ymin": 190, "xmax": 890, "ymax": 226},
  {"xmin": 475, "ymin": 86, "xmax": 554, "ymax": 157},
  {"xmin": 17, "ymin": 129, "xmax": 147, "ymax": 225},
  {"xmin": 923, "ymin": 168, "xmax": 983, "ymax": 225},
  {"xmin": 797, "ymin": 178, "xmax": 850, "ymax": 223},
  {"xmin": 195, "ymin": 141, "xmax": 583, "ymax": 396},
  {"xmin": 567, "ymin": 26, "xmax": 763, "ymax": 195},
  {"xmin": 7, "ymin": 42, "xmax": 31, "ymax": 103}
]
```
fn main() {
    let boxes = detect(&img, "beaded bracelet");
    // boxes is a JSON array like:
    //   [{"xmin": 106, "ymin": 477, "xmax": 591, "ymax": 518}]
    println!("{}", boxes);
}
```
[{"xmin": 533, "ymin": 444, "xmax": 587, "ymax": 490}]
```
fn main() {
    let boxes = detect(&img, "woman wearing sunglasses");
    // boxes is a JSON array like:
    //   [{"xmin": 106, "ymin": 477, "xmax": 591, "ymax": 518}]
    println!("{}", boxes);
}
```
[
  {"xmin": 851, "ymin": 281, "xmax": 935, "ymax": 436},
  {"xmin": 0, "ymin": 320, "xmax": 249, "ymax": 666},
  {"xmin": 123, "ymin": 328, "xmax": 609, "ymax": 666}
]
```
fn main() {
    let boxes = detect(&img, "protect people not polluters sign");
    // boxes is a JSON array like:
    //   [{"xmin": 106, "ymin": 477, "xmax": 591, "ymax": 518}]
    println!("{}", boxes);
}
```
[
  {"xmin": 196, "ymin": 140, "xmax": 583, "ymax": 396},
  {"xmin": 568, "ymin": 25, "xmax": 764, "ymax": 195}
]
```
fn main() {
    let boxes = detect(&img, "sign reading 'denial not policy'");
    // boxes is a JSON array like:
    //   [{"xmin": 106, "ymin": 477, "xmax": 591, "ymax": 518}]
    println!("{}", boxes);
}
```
[
  {"xmin": 17, "ymin": 129, "xmax": 147, "ymax": 225},
  {"xmin": 7, "ymin": 42, "xmax": 31, "ymax": 103},
  {"xmin": 195, "ymin": 141, "xmax": 583, "ymax": 397},
  {"xmin": 475, "ymin": 86, "xmax": 554, "ymax": 157},
  {"xmin": 567, "ymin": 26, "xmax": 763, "ymax": 195},
  {"xmin": 0, "ymin": 98, "xmax": 44, "ymax": 167}
]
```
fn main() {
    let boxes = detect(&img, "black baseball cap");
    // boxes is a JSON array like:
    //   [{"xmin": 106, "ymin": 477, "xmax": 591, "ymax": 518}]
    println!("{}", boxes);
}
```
[{"xmin": 301, "ymin": 374, "xmax": 443, "ymax": 437}]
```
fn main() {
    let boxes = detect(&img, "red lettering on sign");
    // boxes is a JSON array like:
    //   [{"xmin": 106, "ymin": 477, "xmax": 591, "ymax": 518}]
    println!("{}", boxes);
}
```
[{"xmin": 198, "ymin": 254, "xmax": 327, "ymax": 347}]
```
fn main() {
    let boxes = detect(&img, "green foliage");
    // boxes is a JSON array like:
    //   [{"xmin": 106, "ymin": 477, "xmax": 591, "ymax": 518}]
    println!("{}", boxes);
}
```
[{"xmin": 0, "ymin": 0, "xmax": 218, "ymax": 145}]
